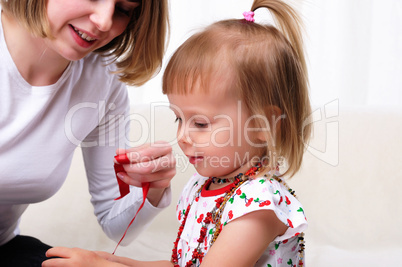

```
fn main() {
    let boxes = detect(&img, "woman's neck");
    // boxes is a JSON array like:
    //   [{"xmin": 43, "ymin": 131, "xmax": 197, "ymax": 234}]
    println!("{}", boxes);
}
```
[{"xmin": 1, "ymin": 11, "xmax": 70, "ymax": 86}]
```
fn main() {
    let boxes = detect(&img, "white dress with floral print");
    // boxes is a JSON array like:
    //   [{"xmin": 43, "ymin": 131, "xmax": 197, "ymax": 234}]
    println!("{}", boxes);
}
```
[{"xmin": 175, "ymin": 172, "xmax": 307, "ymax": 267}]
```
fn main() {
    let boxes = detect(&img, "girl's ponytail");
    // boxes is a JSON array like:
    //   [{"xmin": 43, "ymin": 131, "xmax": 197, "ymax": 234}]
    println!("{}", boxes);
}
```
[
  {"xmin": 251, "ymin": 0, "xmax": 307, "ymax": 80},
  {"xmin": 247, "ymin": 0, "xmax": 311, "ymax": 177}
]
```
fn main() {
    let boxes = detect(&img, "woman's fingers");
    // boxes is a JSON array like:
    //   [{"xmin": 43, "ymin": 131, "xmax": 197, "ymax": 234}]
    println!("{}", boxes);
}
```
[
  {"xmin": 124, "ymin": 152, "xmax": 176, "ymax": 175},
  {"xmin": 115, "ymin": 141, "xmax": 176, "ymax": 188},
  {"xmin": 116, "ymin": 141, "xmax": 172, "ymax": 164},
  {"xmin": 117, "ymin": 162, "xmax": 176, "ymax": 188}
]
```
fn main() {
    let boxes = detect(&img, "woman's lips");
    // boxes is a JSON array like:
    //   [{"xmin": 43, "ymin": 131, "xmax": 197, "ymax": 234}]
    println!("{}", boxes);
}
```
[{"xmin": 69, "ymin": 25, "xmax": 97, "ymax": 48}]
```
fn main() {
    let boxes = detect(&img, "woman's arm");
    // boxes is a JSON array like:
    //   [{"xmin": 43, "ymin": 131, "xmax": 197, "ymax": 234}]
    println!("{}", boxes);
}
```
[
  {"xmin": 80, "ymin": 80, "xmax": 175, "ymax": 244},
  {"xmin": 200, "ymin": 209, "xmax": 287, "ymax": 267}
]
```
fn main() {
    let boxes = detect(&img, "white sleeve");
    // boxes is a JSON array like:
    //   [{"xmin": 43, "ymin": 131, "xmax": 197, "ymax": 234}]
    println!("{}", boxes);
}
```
[{"xmin": 81, "ymin": 81, "xmax": 171, "ymax": 245}]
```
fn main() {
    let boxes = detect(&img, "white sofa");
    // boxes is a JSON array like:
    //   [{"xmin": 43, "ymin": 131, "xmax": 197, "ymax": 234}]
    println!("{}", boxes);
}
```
[{"xmin": 20, "ymin": 104, "xmax": 402, "ymax": 266}]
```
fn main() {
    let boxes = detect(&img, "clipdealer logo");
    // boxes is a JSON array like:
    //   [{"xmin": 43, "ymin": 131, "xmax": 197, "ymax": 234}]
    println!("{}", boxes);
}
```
[{"xmin": 64, "ymin": 99, "xmax": 340, "ymax": 168}]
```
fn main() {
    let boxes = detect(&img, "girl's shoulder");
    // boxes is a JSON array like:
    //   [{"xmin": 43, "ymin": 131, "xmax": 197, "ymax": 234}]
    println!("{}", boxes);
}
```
[
  {"xmin": 235, "ymin": 174, "xmax": 296, "ymax": 203},
  {"xmin": 180, "ymin": 173, "xmax": 208, "ymax": 198},
  {"xmin": 222, "ymin": 174, "xmax": 308, "ymax": 241},
  {"xmin": 176, "ymin": 173, "xmax": 208, "ymax": 217}
]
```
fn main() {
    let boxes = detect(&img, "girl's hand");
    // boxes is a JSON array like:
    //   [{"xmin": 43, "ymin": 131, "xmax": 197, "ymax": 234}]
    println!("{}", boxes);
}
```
[
  {"xmin": 115, "ymin": 141, "xmax": 176, "ymax": 206},
  {"xmin": 43, "ymin": 248, "xmax": 173, "ymax": 267},
  {"xmin": 42, "ymin": 247, "xmax": 126, "ymax": 267}
]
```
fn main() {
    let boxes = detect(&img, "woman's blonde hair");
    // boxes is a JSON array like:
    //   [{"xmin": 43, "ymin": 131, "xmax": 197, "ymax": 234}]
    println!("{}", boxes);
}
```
[
  {"xmin": 163, "ymin": 0, "xmax": 311, "ymax": 177},
  {"xmin": 1, "ymin": 0, "xmax": 168, "ymax": 86}
]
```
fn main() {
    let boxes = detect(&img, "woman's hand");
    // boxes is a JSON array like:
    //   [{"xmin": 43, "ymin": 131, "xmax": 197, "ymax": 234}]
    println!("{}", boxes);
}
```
[{"xmin": 115, "ymin": 141, "xmax": 176, "ymax": 206}]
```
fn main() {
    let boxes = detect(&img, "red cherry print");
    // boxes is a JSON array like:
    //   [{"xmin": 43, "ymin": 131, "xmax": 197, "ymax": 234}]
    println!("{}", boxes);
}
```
[
  {"xmin": 246, "ymin": 198, "xmax": 253, "ymax": 207},
  {"xmin": 285, "ymin": 196, "xmax": 291, "ymax": 205},
  {"xmin": 259, "ymin": 200, "xmax": 271, "ymax": 207},
  {"xmin": 228, "ymin": 210, "xmax": 233, "ymax": 219},
  {"xmin": 287, "ymin": 219, "xmax": 294, "ymax": 228}
]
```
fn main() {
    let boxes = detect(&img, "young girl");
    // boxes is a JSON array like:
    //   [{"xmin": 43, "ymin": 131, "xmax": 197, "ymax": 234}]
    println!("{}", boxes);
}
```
[
  {"xmin": 0, "ymin": 0, "xmax": 175, "ymax": 265},
  {"xmin": 44, "ymin": 0, "xmax": 311, "ymax": 266}
]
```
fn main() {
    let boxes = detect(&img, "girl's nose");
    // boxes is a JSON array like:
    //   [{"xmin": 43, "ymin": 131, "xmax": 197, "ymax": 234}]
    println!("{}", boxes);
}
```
[
  {"xmin": 89, "ymin": 1, "xmax": 114, "ymax": 32},
  {"xmin": 177, "ymin": 126, "xmax": 193, "ymax": 147}
]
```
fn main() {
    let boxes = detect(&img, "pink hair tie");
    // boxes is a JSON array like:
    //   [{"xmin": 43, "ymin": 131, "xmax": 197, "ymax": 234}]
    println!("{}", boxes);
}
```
[{"xmin": 243, "ymin": 11, "xmax": 255, "ymax": 22}]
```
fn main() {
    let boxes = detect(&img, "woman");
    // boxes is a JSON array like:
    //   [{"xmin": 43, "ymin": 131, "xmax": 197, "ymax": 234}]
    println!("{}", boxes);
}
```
[{"xmin": 0, "ymin": 0, "xmax": 174, "ymax": 266}]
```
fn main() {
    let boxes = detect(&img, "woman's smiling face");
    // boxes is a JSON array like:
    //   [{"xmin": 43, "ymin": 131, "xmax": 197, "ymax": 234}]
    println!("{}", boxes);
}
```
[{"xmin": 45, "ymin": 0, "xmax": 140, "ymax": 61}]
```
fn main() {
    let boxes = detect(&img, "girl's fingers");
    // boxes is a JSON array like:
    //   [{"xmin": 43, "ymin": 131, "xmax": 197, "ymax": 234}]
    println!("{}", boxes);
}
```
[
  {"xmin": 42, "ymin": 258, "xmax": 68, "ymax": 267},
  {"xmin": 46, "ymin": 247, "xmax": 72, "ymax": 258},
  {"xmin": 42, "ymin": 247, "xmax": 72, "ymax": 267}
]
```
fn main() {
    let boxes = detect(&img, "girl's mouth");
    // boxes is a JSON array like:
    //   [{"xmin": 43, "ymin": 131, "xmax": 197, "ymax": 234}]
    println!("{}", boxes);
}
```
[{"xmin": 188, "ymin": 156, "xmax": 203, "ymax": 165}]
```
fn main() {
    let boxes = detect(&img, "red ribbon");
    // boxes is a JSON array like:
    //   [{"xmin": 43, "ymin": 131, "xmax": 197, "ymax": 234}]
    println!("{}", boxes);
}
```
[
  {"xmin": 114, "ymin": 154, "xmax": 132, "ymax": 200},
  {"xmin": 112, "ymin": 153, "xmax": 150, "ymax": 254}
]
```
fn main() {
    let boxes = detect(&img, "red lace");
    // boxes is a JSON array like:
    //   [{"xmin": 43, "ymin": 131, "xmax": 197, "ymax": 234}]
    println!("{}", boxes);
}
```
[{"xmin": 112, "ymin": 153, "xmax": 150, "ymax": 254}]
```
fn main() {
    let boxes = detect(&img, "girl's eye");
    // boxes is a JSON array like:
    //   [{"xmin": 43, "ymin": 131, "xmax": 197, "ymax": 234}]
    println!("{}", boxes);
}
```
[{"xmin": 194, "ymin": 122, "xmax": 209, "ymax": 128}]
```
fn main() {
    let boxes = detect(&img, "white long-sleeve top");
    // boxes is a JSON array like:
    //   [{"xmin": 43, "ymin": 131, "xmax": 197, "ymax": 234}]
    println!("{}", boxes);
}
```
[{"xmin": 0, "ymin": 11, "xmax": 171, "ymax": 246}]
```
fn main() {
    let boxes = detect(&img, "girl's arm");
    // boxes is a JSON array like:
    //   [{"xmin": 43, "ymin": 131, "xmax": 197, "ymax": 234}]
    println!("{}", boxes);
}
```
[
  {"xmin": 43, "ymin": 247, "xmax": 174, "ymax": 267},
  {"xmin": 94, "ymin": 251, "xmax": 174, "ymax": 267},
  {"xmin": 200, "ymin": 209, "xmax": 287, "ymax": 267}
]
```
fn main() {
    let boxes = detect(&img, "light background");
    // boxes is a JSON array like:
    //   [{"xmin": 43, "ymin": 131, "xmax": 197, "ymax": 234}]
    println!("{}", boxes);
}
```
[
  {"xmin": 18, "ymin": 2, "xmax": 402, "ymax": 265},
  {"xmin": 128, "ymin": 0, "xmax": 402, "ymax": 111}
]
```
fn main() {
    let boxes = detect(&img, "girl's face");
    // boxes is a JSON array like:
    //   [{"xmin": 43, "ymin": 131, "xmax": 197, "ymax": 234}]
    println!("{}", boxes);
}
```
[
  {"xmin": 45, "ymin": 0, "xmax": 140, "ymax": 61},
  {"xmin": 168, "ymin": 83, "xmax": 265, "ymax": 178}
]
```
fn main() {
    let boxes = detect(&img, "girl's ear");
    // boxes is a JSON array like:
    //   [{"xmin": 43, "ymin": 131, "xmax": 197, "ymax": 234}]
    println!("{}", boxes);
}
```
[{"xmin": 255, "ymin": 105, "xmax": 282, "ymax": 143}]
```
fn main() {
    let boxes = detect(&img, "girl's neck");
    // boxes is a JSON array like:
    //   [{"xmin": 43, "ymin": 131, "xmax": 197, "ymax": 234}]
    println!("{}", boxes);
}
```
[
  {"xmin": 208, "ymin": 159, "xmax": 267, "ymax": 191},
  {"xmin": 2, "ymin": 11, "xmax": 70, "ymax": 86}
]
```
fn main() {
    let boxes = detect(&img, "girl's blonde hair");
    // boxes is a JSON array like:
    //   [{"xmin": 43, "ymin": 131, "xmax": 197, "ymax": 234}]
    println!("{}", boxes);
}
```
[
  {"xmin": 163, "ymin": 0, "xmax": 311, "ymax": 177},
  {"xmin": 0, "ymin": 0, "xmax": 168, "ymax": 86}
]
